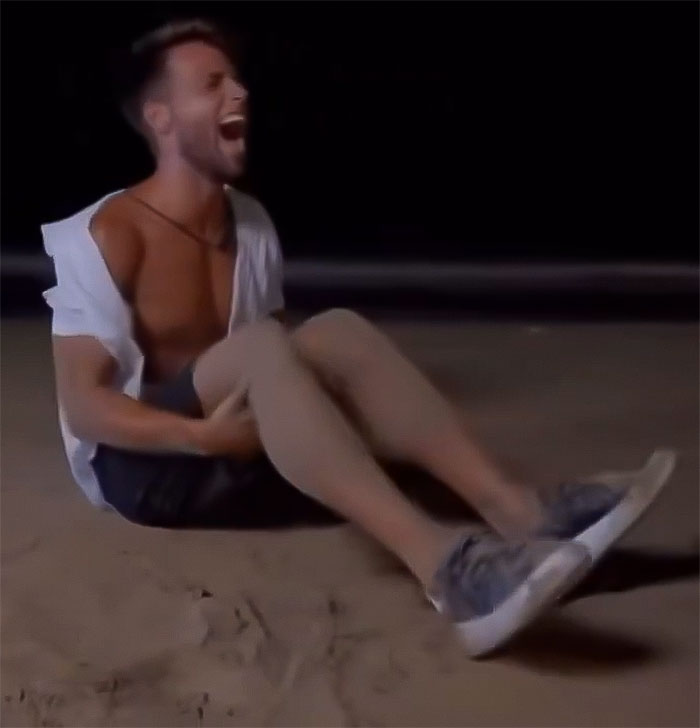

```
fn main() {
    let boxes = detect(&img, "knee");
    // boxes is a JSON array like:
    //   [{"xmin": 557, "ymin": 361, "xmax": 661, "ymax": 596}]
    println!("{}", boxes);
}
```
[
  {"xmin": 242, "ymin": 317, "xmax": 295, "ymax": 364},
  {"xmin": 311, "ymin": 307, "xmax": 365, "ymax": 328},
  {"xmin": 251, "ymin": 316, "xmax": 288, "ymax": 336},
  {"xmin": 293, "ymin": 308, "xmax": 377, "ymax": 358},
  {"xmin": 314, "ymin": 308, "xmax": 369, "ymax": 332}
]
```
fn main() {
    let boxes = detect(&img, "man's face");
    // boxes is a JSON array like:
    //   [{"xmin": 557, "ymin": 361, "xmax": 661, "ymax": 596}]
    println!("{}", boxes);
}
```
[{"xmin": 157, "ymin": 41, "xmax": 248, "ymax": 182}]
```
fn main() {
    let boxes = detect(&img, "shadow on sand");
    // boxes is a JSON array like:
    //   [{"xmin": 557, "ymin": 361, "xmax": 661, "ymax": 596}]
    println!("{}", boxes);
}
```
[
  {"xmin": 497, "ymin": 613, "xmax": 663, "ymax": 673},
  {"xmin": 219, "ymin": 458, "xmax": 699, "ymax": 595},
  {"xmin": 205, "ymin": 457, "xmax": 697, "ymax": 671},
  {"xmin": 494, "ymin": 546, "xmax": 699, "ymax": 672},
  {"xmin": 389, "ymin": 463, "xmax": 699, "ymax": 671}
]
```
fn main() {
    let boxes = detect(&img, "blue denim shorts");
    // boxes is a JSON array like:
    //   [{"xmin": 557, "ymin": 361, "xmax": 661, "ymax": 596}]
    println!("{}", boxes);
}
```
[{"xmin": 90, "ymin": 363, "xmax": 337, "ymax": 529}]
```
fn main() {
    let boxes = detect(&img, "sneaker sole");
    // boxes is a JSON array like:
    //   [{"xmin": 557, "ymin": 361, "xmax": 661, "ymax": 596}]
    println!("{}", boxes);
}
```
[
  {"xmin": 574, "ymin": 448, "xmax": 677, "ymax": 564},
  {"xmin": 428, "ymin": 449, "xmax": 676, "ymax": 657},
  {"xmin": 449, "ymin": 541, "xmax": 591, "ymax": 658}
]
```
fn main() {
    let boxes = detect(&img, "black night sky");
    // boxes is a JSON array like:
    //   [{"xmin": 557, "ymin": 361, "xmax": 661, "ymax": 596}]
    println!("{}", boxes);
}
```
[{"xmin": 1, "ymin": 0, "xmax": 698, "ymax": 264}]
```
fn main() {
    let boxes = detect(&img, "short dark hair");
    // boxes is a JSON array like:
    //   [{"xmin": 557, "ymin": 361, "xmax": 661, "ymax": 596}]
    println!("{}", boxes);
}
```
[{"xmin": 111, "ymin": 18, "xmax": 239, "ymax": 136}]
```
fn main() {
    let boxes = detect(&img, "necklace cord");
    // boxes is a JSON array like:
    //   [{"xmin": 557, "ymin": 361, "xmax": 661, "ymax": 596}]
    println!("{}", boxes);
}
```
[{"xmin": 124, "ymin": 190, "xmax": 234, "ymax": 249}]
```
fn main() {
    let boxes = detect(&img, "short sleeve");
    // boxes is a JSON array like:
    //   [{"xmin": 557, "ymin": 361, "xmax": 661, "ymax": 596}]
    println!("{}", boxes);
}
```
[
  {"xmin": 252, "ymin": 203, "xmax": 285, "ymax": 314},
  {"xmin": 42, "ymin": 234, "xmax": 105, "ymax": 339},
  {"xmin": 42, "ymin": 283, "xmax": 96, "ymax": 337},
  {"xmin": 40, "ymin": 220, "xmax": 128, "ymax": 359},
  {"xmin": 263, "ymin": 225, "xmax": 285, "ymax": 313}
]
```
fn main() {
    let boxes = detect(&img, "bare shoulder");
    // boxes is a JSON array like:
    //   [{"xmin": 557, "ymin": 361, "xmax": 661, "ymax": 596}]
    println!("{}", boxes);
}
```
[{"xmin": 88, "ymin": 193, "xmax": 144, "ymax": 302}]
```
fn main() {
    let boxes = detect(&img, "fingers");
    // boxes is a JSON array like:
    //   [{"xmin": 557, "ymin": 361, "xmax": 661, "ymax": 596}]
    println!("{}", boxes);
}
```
[{"xmin": 210, "ymin": 385, "xmax": 247, "ymax": 421}]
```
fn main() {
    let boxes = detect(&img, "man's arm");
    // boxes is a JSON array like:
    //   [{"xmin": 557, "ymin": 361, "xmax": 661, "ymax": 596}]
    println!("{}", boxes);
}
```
[
  {"xmin": 53, "ymin": 334, "xmax": 261, "ymax": 457},
  {"xmin": 54, "ymin": 212, "xmax": 200, "ymax": 453},
  {"xmin": 51, "ymin": 210, "xmax": 254, "ymax": 457},
  {"xmin": 53, "ymin": 334, "xmax": 201, "ymax": 453}
]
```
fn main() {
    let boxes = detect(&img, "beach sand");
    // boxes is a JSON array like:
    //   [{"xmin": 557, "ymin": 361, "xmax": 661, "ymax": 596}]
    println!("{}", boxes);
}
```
[{"xmin": 2, "ymin": 316, "xmax": 698, "ymax": 727}]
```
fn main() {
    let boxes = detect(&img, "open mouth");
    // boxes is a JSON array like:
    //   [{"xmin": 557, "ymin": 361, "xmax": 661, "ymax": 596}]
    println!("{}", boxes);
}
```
[{"xmin": 219, "ymin": 113, "xmax": 247, "ymax": 140}]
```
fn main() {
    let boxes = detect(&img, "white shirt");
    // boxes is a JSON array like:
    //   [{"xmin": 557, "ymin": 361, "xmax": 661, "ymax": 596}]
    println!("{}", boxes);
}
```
[{"xmin": 41, "ymin": 186, "xmax": 285, "ymax": 508}]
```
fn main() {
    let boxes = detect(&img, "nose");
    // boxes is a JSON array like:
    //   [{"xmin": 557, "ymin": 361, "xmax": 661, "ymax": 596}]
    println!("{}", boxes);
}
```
[{"xmin": 229, "ymin": 77, "xmax": 248, "ymax": 102}]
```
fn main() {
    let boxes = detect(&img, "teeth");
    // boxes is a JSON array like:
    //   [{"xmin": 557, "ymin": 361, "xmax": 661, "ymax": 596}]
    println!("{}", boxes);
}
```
[{"xmin": 220, "ymin": 113, "xmax": 245, "ymax": 124}]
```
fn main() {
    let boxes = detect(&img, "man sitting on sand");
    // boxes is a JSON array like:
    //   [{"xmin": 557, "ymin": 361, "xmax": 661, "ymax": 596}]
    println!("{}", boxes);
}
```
[{"xmin": 42, "ymin": 18, "xmax": 674, "ymax": 657}]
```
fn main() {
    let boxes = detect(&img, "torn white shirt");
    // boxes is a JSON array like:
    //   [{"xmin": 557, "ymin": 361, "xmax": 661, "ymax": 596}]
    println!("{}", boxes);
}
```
[{"xmin": 41, "ymin": 186, "xmax": 285, "ymax": 507}]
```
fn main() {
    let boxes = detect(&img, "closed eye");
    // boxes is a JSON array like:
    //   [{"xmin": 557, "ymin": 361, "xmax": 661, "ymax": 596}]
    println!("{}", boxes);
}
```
[{"xmin": 206, "ymin": 72, "xmax": 225, "ymax": 89}]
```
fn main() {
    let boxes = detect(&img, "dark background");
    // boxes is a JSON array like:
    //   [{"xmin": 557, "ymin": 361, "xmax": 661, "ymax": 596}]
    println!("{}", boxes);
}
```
[{"xmin": 2, "ymin": 0, "xmax": 698, "ymax": 264}]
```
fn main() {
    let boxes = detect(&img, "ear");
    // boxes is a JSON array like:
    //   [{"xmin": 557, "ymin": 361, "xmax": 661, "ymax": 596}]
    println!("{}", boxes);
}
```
[{"xmin": 142, "ymin": 98, "xmax": 171, "ymax": 138}]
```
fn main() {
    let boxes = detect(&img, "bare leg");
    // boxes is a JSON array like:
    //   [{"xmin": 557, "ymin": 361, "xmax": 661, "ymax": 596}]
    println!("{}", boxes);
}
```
[
  {"xmin": 193, "ymin": 318, "xmax": 459, "ymax": 586},
  {"xmin": 291, "ymin": 309, "xmax": 545, "ymax": 538}
]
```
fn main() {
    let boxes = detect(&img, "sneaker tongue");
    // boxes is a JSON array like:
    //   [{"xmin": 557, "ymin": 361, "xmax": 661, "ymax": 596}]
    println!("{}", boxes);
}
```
[
  {"xmin": 538, "ymin": 481, "xmax": 622, "ymax": 540},
  {"xmin": 553, "ymin": 481, "xmax": 621, "ymax": 510}
]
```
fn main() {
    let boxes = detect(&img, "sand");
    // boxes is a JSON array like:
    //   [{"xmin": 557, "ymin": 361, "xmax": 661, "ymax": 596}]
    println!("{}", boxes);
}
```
[{"xmin": 1, "ymin": 316, "xmax": 698, "ymax": 727}]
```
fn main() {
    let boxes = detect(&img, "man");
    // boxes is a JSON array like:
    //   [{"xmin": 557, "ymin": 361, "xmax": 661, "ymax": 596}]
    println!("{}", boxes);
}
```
[{"xmin": 42, "ymin": 18, "xmax": 674, "ymax": 657}]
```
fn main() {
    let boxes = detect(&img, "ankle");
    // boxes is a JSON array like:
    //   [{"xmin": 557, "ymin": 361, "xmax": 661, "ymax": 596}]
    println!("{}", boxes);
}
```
[
  {"xmin": 408, "ymin": 522, "xmax": 466, "ymax": 589},
  {"xmin": 478, "ymin": 485, "xmax": 546, "ymax": 539}
]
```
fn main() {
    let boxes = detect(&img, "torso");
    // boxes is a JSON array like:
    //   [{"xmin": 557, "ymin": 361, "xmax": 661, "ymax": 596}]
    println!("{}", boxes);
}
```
[{"xmin": 90, "ymin": 191, "xmax": 236, "ymax": 384}]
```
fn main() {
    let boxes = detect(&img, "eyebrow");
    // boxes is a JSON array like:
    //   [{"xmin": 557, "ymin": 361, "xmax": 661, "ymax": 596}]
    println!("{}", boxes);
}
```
[{"xmin": 205, "ymin": 68, "xmax": 238, "ymax": 82}]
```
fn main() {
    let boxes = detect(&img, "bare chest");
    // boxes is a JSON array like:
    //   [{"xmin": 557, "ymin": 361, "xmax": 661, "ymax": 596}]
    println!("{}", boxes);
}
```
[{"xmin": 132, "ymin": 231, "xmax": 236, "ymax": 377}]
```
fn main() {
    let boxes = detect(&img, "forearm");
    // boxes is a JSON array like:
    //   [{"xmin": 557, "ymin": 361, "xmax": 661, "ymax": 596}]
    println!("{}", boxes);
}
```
[
  {"xmin": 68, "ymin": 386, "xmax": 199, "ymax": 455},
  {"xmin": 67, "ymin": 385, "xmax": 263, "ymax": 459}
]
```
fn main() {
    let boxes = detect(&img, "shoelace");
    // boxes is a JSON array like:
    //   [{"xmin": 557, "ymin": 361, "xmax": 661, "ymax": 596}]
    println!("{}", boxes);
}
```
[
  {"xmin": 440, "ymin": 534, "xmax": 531, "ymax": 616},
  {"xmin": 550, "ymin": 481, "xmax": 619, "ymax": 511}
]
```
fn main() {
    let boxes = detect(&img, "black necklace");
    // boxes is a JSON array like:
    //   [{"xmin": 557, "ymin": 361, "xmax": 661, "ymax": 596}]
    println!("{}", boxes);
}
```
[{"xmin": 124, "ymin": 190, "xmax": 234, "ymax": 249}]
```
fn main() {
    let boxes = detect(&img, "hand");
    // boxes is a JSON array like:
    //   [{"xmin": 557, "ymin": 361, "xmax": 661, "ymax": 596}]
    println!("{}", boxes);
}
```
[{"xmin": 188, "ymin": 390, "xmax": 262, "ymax": 459}]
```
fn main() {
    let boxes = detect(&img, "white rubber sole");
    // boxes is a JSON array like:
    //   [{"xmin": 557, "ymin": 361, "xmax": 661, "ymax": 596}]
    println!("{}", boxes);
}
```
[
  {"xmin": 432, "ymin": 541, "xmax": 592, "ymax": 658},
  {"xmin": 573, "ymin": 448, "xmax": 677, "ymax": 564},
  {"xmin": 430, "ymin": 449, "xmax": 676, "ymax": 658}
]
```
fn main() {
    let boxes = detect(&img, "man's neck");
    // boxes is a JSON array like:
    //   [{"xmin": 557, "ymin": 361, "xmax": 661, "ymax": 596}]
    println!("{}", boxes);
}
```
[{"xmin": 133, "ymin": 162, "xmax": 232, "ymax": 242}]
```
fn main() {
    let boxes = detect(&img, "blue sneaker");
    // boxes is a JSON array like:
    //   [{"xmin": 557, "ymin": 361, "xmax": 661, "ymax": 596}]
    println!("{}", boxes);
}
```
[
  {"xmin": 427, "ymin": 531, "xmax": 591, "ymax": 657},
  {"xmin": 537, "ymin": 449, "xmax": 677, "ymax": 563}
]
